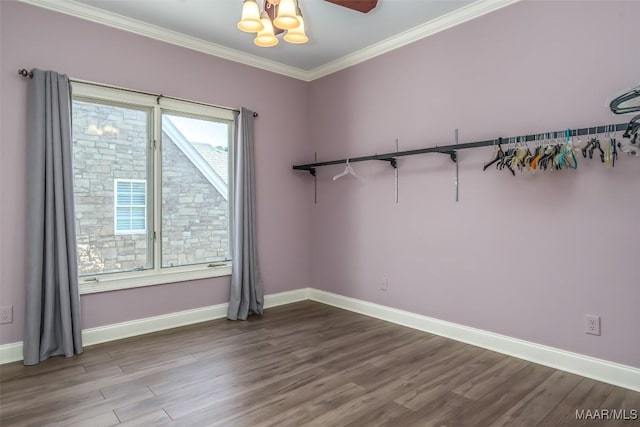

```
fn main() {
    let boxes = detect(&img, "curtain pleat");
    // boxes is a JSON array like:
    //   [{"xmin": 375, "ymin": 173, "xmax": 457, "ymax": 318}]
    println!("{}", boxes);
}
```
[{"xmin": 227, "ymin": 108, "xmax": 263, "ymax": 321}]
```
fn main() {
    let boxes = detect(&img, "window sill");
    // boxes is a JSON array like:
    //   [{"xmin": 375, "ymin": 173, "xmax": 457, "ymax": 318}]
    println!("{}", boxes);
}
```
[{"xmin": 79, "ymin": 263, "xmax": 232, "ymax": 295}]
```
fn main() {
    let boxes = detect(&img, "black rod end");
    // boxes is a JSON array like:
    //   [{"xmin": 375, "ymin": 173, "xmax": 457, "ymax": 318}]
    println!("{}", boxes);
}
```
[
  {"xmin": 438, "ymin": 150, "xmax": 457, "ymax": 163},
  {"xmin": 378, "ymin": 158, "xmax": 397, "ymax": 168},
  {"xmin": 18, "ymin": 69, "xmax": 33, "ymax": 78}
]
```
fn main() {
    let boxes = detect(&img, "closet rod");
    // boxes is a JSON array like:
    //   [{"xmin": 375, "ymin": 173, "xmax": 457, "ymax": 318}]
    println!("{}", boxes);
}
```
[
  {"xmin": 17, "ymin": 68, "xmax": 258, "ymax": 118},
  {"xmin": 292, "ymin": 122, "xmax": 628, "ymax": 172}
]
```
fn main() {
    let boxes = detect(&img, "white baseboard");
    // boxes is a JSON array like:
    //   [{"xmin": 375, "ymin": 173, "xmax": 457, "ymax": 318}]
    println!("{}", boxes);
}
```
[
  {"xmin": 2, "ymin": 287, "xmax": 638, "ymax": 393},
  {"xmin": 81, "ymin": 303, "xmax": 229, "ymax": 348},
  {"xmin": 308, "ymin": 288, "xmax": 640, "ymax": 393},
  {"xmin": 0, "ymin": 288, "xmax": 309, "ymax": 365},
  {"xmin": 0, "ymin": 342, "xmax": 23, "ymax": 365},
  {"xmin": 264, "ymin": 288, "xmax": 310, "ymax": 308}
]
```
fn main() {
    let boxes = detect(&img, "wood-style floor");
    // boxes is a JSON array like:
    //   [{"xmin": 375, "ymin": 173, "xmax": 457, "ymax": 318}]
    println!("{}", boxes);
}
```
[{"xmin": 0, "ymin": 301, "xmax": 638, "ymax": 427}]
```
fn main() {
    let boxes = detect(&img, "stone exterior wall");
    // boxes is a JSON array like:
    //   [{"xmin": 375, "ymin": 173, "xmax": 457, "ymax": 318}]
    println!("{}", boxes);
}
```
[
  {"xmin": 72, "ymin": 101, "xmax": 229, "ymax": 275},
  {"xmin": 161, "ymin": 135, "xmax": 229, "ymax": 267}
]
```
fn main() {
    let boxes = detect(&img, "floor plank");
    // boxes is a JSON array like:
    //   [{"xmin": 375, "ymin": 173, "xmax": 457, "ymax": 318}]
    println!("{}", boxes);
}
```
[
  {"xmin": 453, "ymin": 356, "xmax": 529, "ymax": 401},
  {"xmin": 537, "ymin": 378, "xmax": 615, "ymax": 427},
  {"xmin": 0, "ymin": 301, "xmax": 637, "ymax": 427},
  {"xmin": 490, "ymin": 369, "xmax": 583, "ymax": 425}
]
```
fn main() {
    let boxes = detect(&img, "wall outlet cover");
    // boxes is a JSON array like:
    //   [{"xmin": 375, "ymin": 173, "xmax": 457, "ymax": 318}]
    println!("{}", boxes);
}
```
[
  {"xmin": 0, "ymin": 306, "xmax": 13, "ymax": 325},
  {"xmin": 585, "ymin": 314, "xmax": 601, "ymax": 336}
]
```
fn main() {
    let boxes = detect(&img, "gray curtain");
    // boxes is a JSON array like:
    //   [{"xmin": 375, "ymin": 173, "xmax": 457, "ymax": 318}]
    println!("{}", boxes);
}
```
[
  {"xmin": 227, "ymin": 108, "xmax": 264, "ymax": 320},
  {"xmin": 24, "ymin": 69, "xmax": 82, "ymax": 365}
]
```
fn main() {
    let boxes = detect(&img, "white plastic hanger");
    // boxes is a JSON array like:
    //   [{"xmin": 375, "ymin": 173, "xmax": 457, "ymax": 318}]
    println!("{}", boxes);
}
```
[{"xmin": 333, "ymin": 159, "xmax": 358, "ymax": 181}]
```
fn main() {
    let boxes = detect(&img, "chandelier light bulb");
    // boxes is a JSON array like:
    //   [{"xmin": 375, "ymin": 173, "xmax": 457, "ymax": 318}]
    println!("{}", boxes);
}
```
[
  {"xmin": 237, "ymin": 0, "xmax": 263, "ymax": 33},
  {"xmin": 284, "ymin": 15, "xmax": 308, "ymax": 44},
  {"xmin": 273, "ymin": 0, "xmax": 299, "ymax": 30},
  {"xmin": 254, "ymin": 12, "xmax": 279, "ymax": 47}
]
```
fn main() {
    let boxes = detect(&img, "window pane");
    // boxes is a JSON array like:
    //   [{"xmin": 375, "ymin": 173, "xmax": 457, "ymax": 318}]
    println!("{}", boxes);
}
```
[
  {"xmin": 161, "ymin": 113, "xmax": 231, "ymax": 268},
  {"xmin": 116, "ymin": 192, "xmax": 130, "ymax": 206},
  {"xmin": 131, "ymin": 182, "xmax": 146, "ymax": 205},
  {"xmin": 131, "ymin": 208, "xmax": 146, "ymax": 230},
  {"xmin": 116, "ymin": 208, "xmax": 131, "ymax": 230},
  {"xmin": 117, "ymin": 180, "xmax": 131, "ymax": 191},
  {"xmin": 72, "ymin": 99, "xmax": 152, "ymax": 275},
  {"xmin": 131, "ymin": 194, "xmax": 145, "ymax": 206}
]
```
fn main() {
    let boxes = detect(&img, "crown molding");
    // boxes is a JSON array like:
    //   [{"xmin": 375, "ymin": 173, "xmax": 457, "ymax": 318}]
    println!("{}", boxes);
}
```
[
  {"xmin": 18, "ymin": 0, "xmax": 521, "ymax": 82},
  {"xmin": 17, "ymin": 0, "xmax": 310, "ymax": 81},
  {"xmin": 305, "ymin": 0, "xmax": 522, "ymax": 80}
]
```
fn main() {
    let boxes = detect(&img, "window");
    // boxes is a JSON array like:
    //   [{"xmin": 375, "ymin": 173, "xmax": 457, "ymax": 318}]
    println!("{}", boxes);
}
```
[
  {"xmin": 71, "ymin": 82, "xmax": 234, "ymax": 293},
  {"xmin": 114, "ymin": 179, "xmax": 147, "ymax": 235}
]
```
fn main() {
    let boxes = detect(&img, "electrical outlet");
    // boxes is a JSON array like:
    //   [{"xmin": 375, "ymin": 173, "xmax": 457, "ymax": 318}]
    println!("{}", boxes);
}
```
[
  {"xmin": 380, "ymin": 278, "xmax": 388, "ymax": 291},
  {"xmin": 585, "ymin": 314, "xmax": 601, "ymax": 336},
  {"xmin": 0, "ymin": 306, "xmax": 13, "ymax": 324}
]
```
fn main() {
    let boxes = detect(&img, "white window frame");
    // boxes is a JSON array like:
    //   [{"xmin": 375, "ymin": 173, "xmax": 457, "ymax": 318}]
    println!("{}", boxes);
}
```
[
  {"xmin": 114, "ymin": 179, "xmax": 147, "ymax": 235},
  {"xmin": 72, "ymin": 82, "xmax": 234, "ymax": 295}
]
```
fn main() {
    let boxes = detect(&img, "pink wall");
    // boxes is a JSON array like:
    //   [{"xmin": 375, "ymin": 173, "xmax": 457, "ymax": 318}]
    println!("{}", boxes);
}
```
[
  {"xmin": 308, "ymin": 1, "xmax": 640, "ymax": 368},
  {"xmin": 0, "ymin": 1, "xmax": 312, "ymax": 344}
]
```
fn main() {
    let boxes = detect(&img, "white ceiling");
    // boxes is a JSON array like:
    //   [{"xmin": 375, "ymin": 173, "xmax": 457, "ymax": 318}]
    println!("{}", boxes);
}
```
[{"xmin": 22, "ymin": 0, "xmax": 520, "ymax": 81}]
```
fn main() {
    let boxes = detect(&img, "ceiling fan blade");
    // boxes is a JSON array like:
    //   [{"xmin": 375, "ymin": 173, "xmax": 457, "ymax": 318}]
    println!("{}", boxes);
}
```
[{"xmin": 325, "ymin": 0, "xmax": 378, "ymax": 14}]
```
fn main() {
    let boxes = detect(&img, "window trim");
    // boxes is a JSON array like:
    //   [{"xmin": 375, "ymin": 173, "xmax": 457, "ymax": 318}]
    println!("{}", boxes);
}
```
[
  {"xmin": 79, "ymin": 262, "xmax": 232, "ymax": 295},
  {"xmin": 72, "ymin": 82, "xmax": 235, "ymax": 294}
]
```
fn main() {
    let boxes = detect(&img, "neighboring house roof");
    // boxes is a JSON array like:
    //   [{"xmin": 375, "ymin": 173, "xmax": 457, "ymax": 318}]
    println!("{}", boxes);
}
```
[
  {"xmin": 163, "ymin": 117, "xmax": 228, "ymax": 200},
  {"xmin": 191, "ymin": 143, "xmax": 229, "ymax": 185}
]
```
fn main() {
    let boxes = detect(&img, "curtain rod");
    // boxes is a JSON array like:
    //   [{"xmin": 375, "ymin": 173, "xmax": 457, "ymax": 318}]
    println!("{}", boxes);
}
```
[
  {"xmin": 292, "ymin": 122, "xmax": 629, "ymax": 172},
  {"xmin": 17, "ymin": 69, "xmax": 258, "ymax": 118}
]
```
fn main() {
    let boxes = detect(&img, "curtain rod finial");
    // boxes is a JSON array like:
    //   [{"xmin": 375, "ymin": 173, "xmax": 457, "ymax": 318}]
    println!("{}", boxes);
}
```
[{"xmin": 18, "ymin": 69, "xmax": 33, "ymax": 78}]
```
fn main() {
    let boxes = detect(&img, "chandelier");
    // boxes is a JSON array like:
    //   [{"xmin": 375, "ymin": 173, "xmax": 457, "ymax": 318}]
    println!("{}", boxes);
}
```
[{"xmin": 237, "ymin": 0, "xmax": 308, "ymax": 47}]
